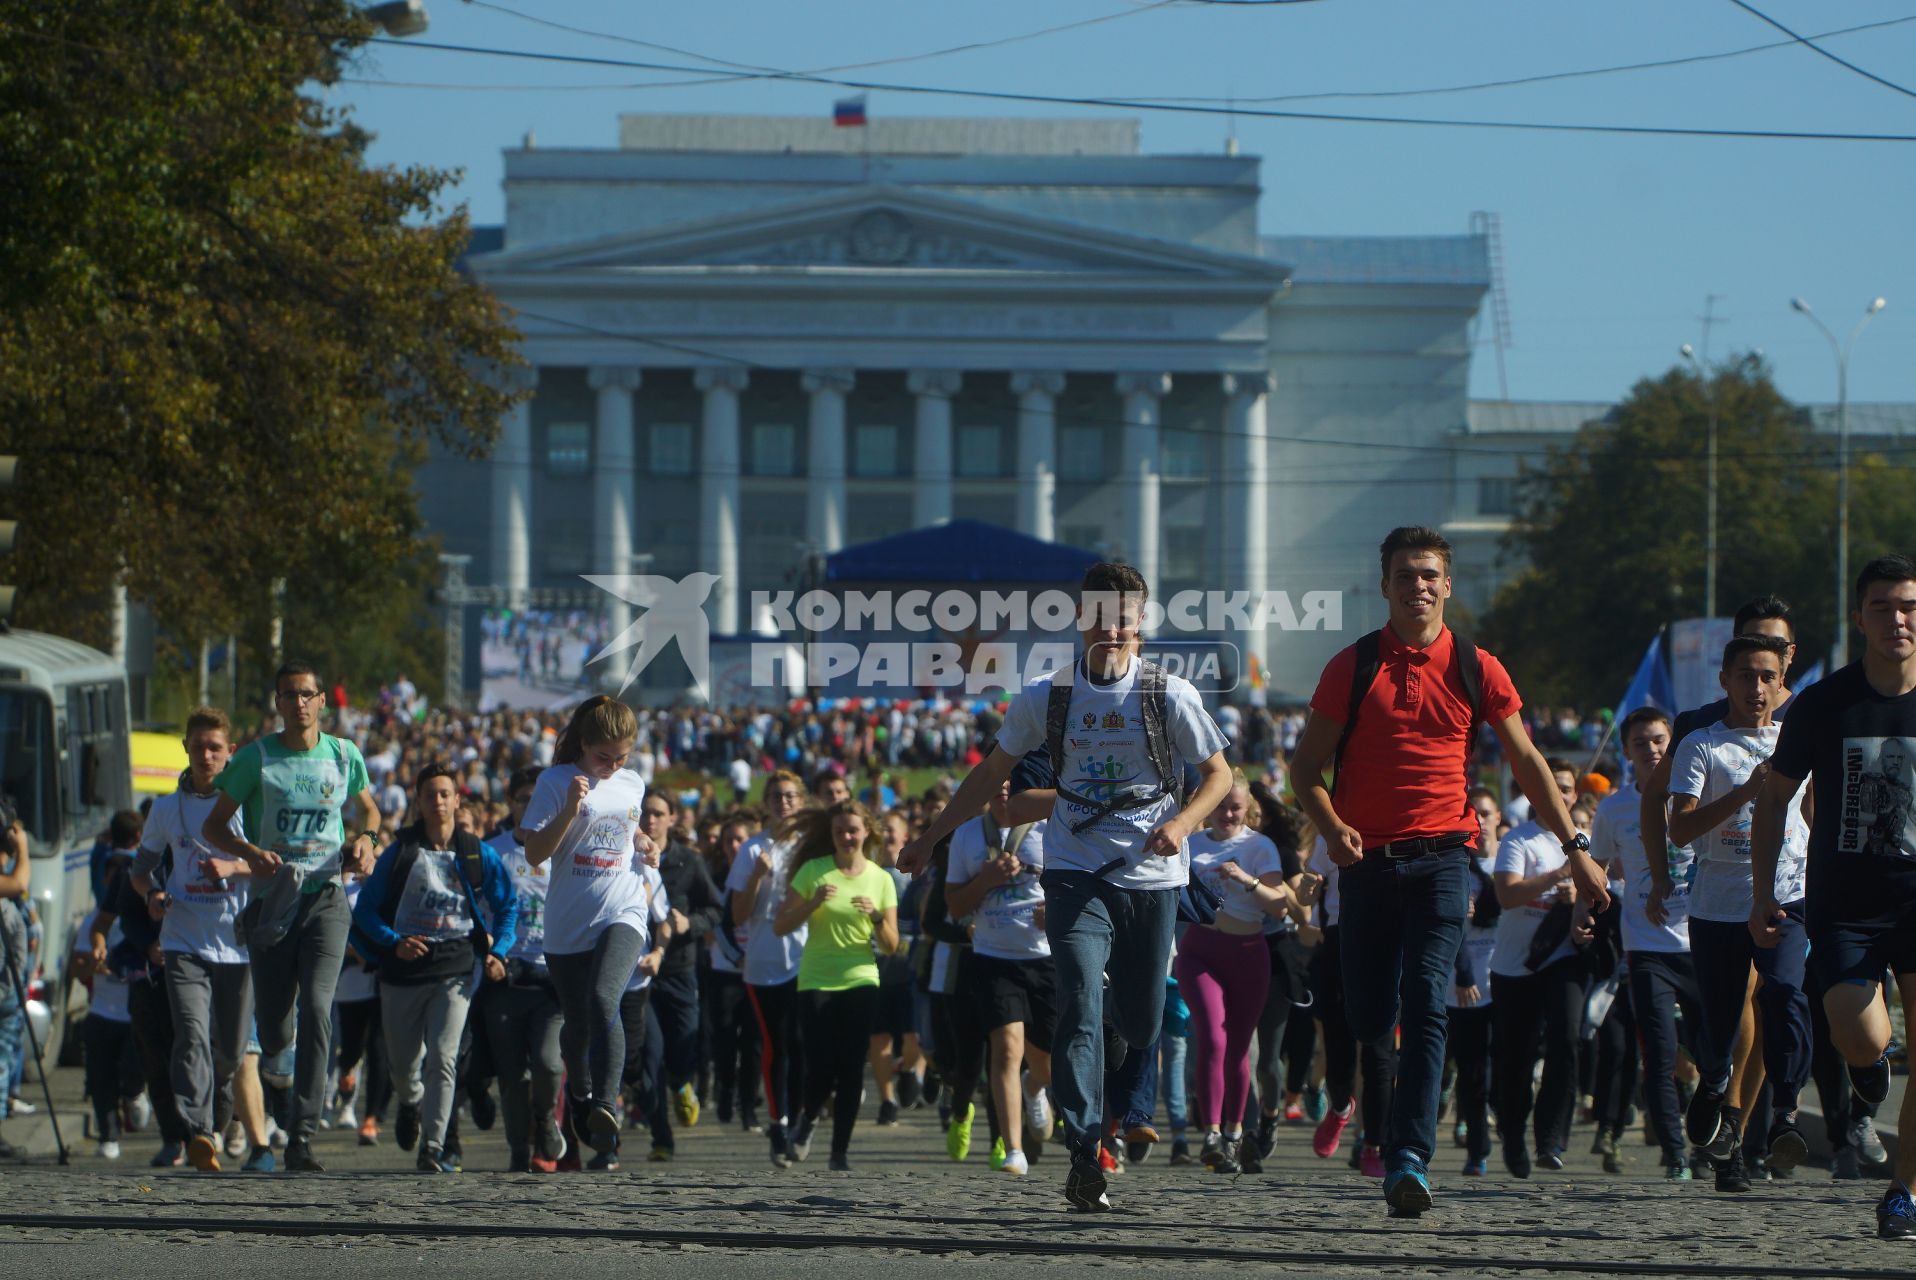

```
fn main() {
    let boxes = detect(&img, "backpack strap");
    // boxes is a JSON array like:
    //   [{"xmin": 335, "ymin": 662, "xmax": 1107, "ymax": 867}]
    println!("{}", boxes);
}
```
[
  {"xmin": 1452, "ymin": 632, "xmax": 1486, "ymax": 796},
  {"xmin": 1043, "ymin": 662, "xmax": 1075, "ymax": 786},
  {"xmin": 1136, "ymin": 658, "xmax": 1184, "ymax": 807},
  {"xmin": 1330, "ymin": 630, "xmax": 1384, "ymax": 797}
]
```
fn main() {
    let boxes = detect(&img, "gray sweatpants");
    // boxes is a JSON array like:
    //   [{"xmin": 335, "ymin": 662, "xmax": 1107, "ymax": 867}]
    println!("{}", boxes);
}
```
[
  {"xmin": 381, "ymin": 975, "xmax": 472, "ymax": 1153},
  {"xmin": 164, "ymin": 952, "xmax": 253, "ymax": 1138},
  {"xmin": 249, "ymin": 882, "xmax": 349, "ymax": 1140}
]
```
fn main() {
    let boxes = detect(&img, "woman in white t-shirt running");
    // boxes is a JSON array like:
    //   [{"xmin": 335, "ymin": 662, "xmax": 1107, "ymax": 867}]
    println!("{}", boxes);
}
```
[
  {"xmin": 1176, "ymin": 776, "xmax": 1300, "ymax": 1175},
  {"xmin": 517, "ymin": 696, "xmax": 662, "ymax": 1165}
]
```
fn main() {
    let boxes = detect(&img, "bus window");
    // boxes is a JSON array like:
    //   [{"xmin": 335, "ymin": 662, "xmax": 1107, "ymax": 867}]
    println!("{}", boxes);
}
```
[{"xmin": 0, "ymin": 687, "xmax": 58, "ymax": 846}]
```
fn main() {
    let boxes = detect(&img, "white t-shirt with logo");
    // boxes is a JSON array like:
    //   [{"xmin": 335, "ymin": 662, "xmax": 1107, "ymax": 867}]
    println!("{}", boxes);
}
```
[
  {"xmin": 136, "ymin": 787, "xmax": 250, "ymax": 965},
  {"xmin": 336, "ymin": 879, "xmax": 379, "ymax": 1003},
  {"xmin": 488, "ymin": 835, "xmax": 549, "ymax": 978},
  {"xmin": 624, "ymin": 863, "xmax": 674, "ymax": 993},
  {"xmin": 1449, "ymin": 853, "xmax": 1499, "ymax": 1009},
  {"xmin": 391, "ymin": 847, "xmax": 476, "ymax": 944},
  {"xmin": 1490, "ymin": 820, "xmax": 1576, "ymax": 978},
  {"xmin": 1591, "ymin": 786, "xmax": 1692, "ymax": 954},
  {"xmin": 726, "ymin": 832, "xmax": 804, "ymax": 986},
  {"xmin": 1186, "ymin": 826, "xmax": 1285, "ymax": 928},
  {"xmin": 520, "ymin": 764, "xmax": 653, "ymax": 956},
  {"xmin": 996, "ymin": 658, "xmax": 1228, "ymax": 891},
  {"xmin": 945, "ymin": 817, "xmax": 1048, "ymax": 961},
  {"xmin": 1306, "ymin": 836, "xmax": 1342, "ymax": 929},
  {"xmin": 1670, "ymin": 721, "xmax": 1809, "ymax": 923}
]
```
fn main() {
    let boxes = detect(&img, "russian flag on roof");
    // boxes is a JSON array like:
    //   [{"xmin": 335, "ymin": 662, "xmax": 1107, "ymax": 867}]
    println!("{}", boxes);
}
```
[{"xmin": 833, "ymin": 95, "xmax": 867, "ymax": 127}]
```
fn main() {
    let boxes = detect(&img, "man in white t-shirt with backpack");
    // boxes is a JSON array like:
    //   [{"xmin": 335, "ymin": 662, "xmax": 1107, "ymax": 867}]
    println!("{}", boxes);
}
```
[{"xmin": 902, "ymin": 562, "xmax": 1231, "ymax": 1213}]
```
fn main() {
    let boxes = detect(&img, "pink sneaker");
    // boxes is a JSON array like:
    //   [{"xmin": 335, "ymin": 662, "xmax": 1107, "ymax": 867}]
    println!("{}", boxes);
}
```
[
  {"xmin": 1312, "ymin": 1100, "xmax": 1354, "ymax": 1158},
  {"xmin": 1358, "ymin": 1144, "xmax": 1386, "ymax": 1178}
]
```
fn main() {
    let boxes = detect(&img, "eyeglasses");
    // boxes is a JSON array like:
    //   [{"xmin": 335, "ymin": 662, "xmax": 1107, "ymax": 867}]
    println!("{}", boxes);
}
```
[{"xmin": 276, "ymin": 689, "xmax": 323, "ymax": 704}]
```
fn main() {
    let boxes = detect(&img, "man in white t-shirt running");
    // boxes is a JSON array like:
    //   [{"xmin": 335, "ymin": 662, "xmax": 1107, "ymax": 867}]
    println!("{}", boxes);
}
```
[{"xmin": 902, "ymin": 562, "xmax": 1232, "ymax": 1213}]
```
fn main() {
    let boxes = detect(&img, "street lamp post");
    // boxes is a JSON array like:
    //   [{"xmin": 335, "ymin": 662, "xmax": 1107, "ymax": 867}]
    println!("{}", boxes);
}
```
[
  {"xmin": 1679, "ymin": 343, "xmax": 1720, "ymax": 618},
  {"xmin": 1791, "ymin": 296, "xmax": 1887, "ymax": 669}
]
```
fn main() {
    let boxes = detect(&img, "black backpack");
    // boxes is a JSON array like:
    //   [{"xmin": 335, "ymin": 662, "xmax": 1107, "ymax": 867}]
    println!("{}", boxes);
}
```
[
  {"xmin": 1043, "ymin": 657, "xmax": 1184, "ymax": 835},
  {"xmin": 347, "ymin": 826, "xmax": 491, "ymax": 970},
  {"xmin": 1330, "ymin": 629, "xmax": 1485, "ymax": 797}
]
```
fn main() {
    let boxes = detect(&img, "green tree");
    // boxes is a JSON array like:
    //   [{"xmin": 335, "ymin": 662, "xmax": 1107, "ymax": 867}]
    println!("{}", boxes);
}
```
[
  {"xmin": 1480, "ymin": 358, "xmax": 1916, "ymax": 707},
  {"xmin": 0, "ymin": 0, "xmax": 523, "ymax": 698}
]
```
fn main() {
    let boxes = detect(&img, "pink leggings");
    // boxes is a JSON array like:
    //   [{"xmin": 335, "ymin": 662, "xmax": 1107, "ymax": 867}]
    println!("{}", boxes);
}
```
[{"xmin": 1174, "ymin": 926, "xmax": 1272, "ymax": 1130}]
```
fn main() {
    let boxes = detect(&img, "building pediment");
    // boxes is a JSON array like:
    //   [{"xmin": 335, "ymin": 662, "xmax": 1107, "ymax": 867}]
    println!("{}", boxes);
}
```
[{"xmin": 472, "ymin": 186, "xmax": 1287, "ymax": 284}]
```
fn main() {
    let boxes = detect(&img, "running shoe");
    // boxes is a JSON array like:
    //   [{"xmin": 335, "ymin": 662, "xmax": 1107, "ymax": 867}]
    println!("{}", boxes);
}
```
[
  {"xmin": 1358, "ymin": 1144, "xmax": 1386, "ymax": 1179},
  {"xmin": 587, "ymin": 1148, "xmax": 621, "ymax": 1172},
  {"xmin": 223, "ymin": 1119, "xmax": 247, "ymax": 1159},
  {"xmin": 1704, "ymin": 1106, "xmax": 1740, "ymax": 1163},
  {"xmin": 283, "ymin": 1138, "xmax": 325, "ymax": 1173},
  {"xmin": 1169, "ymin": 1138, "xmax": 1193, "ymax": 1166},
  {"xmin": 990, "ymin": 1136, "xmax": 1008, "ymax": 1171},
  {"xmin": 1684, "ymin": 1081, "xmax": 1726, "ymax": 1151},
  {"xmin": 265, "ymin": 1119, "xmax": 287, "ymax": 1151},
  {"xmin": 790, "ymin": 1113, "xmax": 817, "ymax": 1163},
  {"xmin": 1098, "ymin": 1141, "xmax": 1123, "ymax": 1177},
  {"xmin": 1832, "ymin": 1146, "xmax": 1862, "ymax": 1181},
  {"xmin": 241, "ymin": 1145, "xmax": 276, "ymax": 1173},
  {"xmin": 1256, "ymin": 1112, "xmax": 1279, "ymax": 1158},
  {"xmin": 769, "ymin": 1120, "xmax": 791, "ymax": 1170},
  {"xmin": 396, "ymin": 1102, "xmax": 422, "ymax": 1152},
  {"xmin": 97, "ymin": 1140, "xmax": 122, "ymax": 1161},
  {"xmin": 899, "ymin": 1073, "xmax": 923, "ymax": 1110},
  {"xmin": 1664, "ymin": 1163, "xmax": 1692, "ymax": 1181},
  {"xmin": 1715, "ymin": 1135, "xmax": 1751, "ymax": 1194},
  {"xmin": 150, "ymin": 1140, "xmax": 183, "ymax": 1168},
  {"xmin": 1462, "ymin": 1157, "xmax": 1488, "ymax": 1177},
  {"xmin": 1065, "ymin": 1149, "xmax": 1112, "ymax": 1212},
  {"xmin": 1536, "ymin": 1148, "xmax": 1565, "ymax": 1172},
  {"xmin": 649, "ymin": 1145, "xmax": 674, "ymax": 1163},
  {"xmin": 333, "ymin": 1102, "xmax": 356, "ymax": 1132},
  {"xmin": 358, "ymin": 1115, "xmax": 381, "ymax": 1146},
  {"xmin": 1211, "ymin": 1137, "xmax": 1242, "ymax": 1175},
  {"xmin": 741, "ymin": 1109, "xmax": 761, "ymax": 1135},
  {"xmin": 1850, "ymin": 1054, "xmax": 1892, "ymax": 1107},
  {"xmin": 187, "ymin": 1133, "xmax": 222, "ymax": 1173},
  {"xmin": 586, "ymin": 1101, "xmax": 622, "ymax": 1155},
  {"xmin": 1592, "ymin": 1131, "xmax": 1620, "ymax": 1174},
  {"xmin": 1852, "ymin": 1115, "xmax": 1890, "ymax": 1168},
  {"xmin": 1126, "ymin": 1138, "xmax": 1155, "ymax": 1165},
  {"xmin": 1454, "ymin": 1119, "xmax": 1468, "ymax": 1148},
  {"xmin": 1384, "ymin": 1163, "xmax": 1433, "ymax": 1218},
  {"xmin": 1312, "ymin": 1099, "xmax": 1354, "ymax": 1158},
  {"xmin": 877, "ymin": 1099, "xmax": 900, "ymax": 1127},
  {"xmin": 8, "ymin": 1099, "xmax": 33, "ymax": 1116},
  {"xmin": 1238, "ymin": 1137, "xmax": 1264, "ymax": 1175},
  {"xmin": 1767, "ymin": 1113, "xmax": 1809, "ymax": 1172},
  {"xmin": 1878, "ymin": 1184, "xmax": 1916, "ymax": 1241},
  {"xmin": 946, "ymin": 1102, "xmax": 974, "ymax": 1162},
  {"xmin": 676, "ymin": 1083, "xmax": 701, "ymax": 1128},
  {"xmin": 1001, "ymin": 1148, "xmax": 1029, "ymax": 1176},
  {"xmin": 126, "ymin": 1094, "xmax": 154, "ymax": 1134},
  {"xmin": 1200, "ymin": 1130, "xmax": 1225, "ymax": 1168},
  {"xmin": 417, "ymin": 1143, "xmax": 459, "ymax": 1174},
  {"xmin": 1282, "ymin": 1100, "xmax": 1304, "ymax": 1123},
  {"xmin": 536, "ymin": 1115, "xmax": 567, "ymax": 1168},
  {"xmin": 828, "ymin": 1153, "xmax": 852, "ymax": 1172},
  {"xmin": 1503, "ymin": 1142, "xmax": 1531, "ymax": 1179},
  {"xmin": 938, "ymin": 1087, "xmax": 954, "ymax": 1132},
  {"xmin": 1025, "ymin": 1090, "xmax": 1052, "ymax": 1159},
  {"xmin": 1302, "ymin": 1086, "xmax": 1328, "ymax": 1123}
]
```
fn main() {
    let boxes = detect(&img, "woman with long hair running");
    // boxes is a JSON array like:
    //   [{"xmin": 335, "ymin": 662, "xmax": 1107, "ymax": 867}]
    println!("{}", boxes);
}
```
[
  {"xmin": 1178, "ymin": 773, "xmax": 1298, "ymax": 1173},
  {"xmin": 516, "ymin": 695, "xmax": 659, "ymax": 1170},
  {"xmin": 772, "ymin": 798, "xmax": 900, "ymax": 1171}
]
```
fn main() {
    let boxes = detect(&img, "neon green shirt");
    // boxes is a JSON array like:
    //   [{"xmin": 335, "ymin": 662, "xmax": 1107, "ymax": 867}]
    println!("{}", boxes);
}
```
[{"xmin": 790, "ymin": 858, "xmax": 898, "ymax": 992}]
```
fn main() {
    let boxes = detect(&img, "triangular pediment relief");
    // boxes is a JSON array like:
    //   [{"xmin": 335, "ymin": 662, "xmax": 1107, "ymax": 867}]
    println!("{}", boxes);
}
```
[{"xmin": 476, "ymin": 186, "xmax": 1285, "ymax": 281}]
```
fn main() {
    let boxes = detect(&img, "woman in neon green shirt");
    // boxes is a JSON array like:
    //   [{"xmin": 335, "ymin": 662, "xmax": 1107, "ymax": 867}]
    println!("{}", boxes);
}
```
[{"xmin": 773, "ymin": 799, "xmax": 900, "ymax": 1171}]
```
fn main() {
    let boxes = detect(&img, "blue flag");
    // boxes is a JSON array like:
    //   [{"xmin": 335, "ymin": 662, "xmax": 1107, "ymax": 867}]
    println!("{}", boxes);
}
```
[
  {"xmin": 1616, "ymin": 632, "xmax": 1675, "ymax": 722},
  {"xmin": 1790, "ymin": 657, "xmax": 1825, "ymax": 692}
]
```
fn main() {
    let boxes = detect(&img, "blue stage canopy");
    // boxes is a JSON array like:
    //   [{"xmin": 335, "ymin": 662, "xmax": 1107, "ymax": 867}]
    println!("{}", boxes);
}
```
[{"xmin": 824, "ymin": 520, "xmax": 1099, "ymax": 585}]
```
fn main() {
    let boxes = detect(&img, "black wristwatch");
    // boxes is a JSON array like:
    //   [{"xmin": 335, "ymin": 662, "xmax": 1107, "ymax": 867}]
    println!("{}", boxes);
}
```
[{"xmin": 1563, "ymin": 832, "xmax": 1592, "ymax": 856}]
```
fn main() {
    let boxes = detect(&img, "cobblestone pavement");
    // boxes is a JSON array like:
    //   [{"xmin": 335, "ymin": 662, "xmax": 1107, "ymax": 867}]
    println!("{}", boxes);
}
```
[{"xmin": 0, "ymin": 1065, "xmax": 1908, "ymax": 1278}]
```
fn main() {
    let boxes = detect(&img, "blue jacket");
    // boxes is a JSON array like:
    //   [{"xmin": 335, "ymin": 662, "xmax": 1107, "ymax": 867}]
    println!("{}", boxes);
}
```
[{"xmin": 352, "ymin": 824, "xmax": 517, "ymax": 984}]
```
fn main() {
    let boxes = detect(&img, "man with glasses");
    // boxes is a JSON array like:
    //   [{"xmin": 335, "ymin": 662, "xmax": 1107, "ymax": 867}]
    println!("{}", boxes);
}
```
[{"xmin": 202, "ymin": 661, "xmax": 381, "ymax": 1172}]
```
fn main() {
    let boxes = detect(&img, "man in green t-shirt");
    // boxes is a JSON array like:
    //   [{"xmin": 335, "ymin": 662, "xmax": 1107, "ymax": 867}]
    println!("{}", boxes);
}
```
[{"xmin": 202, "ymin": 660, "xmax": 380, "ymax": 1172}]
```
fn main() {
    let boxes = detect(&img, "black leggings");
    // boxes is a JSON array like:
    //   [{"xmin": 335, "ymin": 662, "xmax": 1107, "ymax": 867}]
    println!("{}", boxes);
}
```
[
  {"xmin": 83, "ymin": 1015, "xmax": 141, "ymax": 1139},
  {"xmin": 335, "ymin": 997, "xmax": 393, "ymax": 1120},
  {"xmin": 1313, "ymin": 927, "xmax": 1395, "ymax": 1144},
  {"xmin": 746, "ymin": 978, "xmax": 805, "ymax": 1128},
  {"xmin": 548, "ymin": 924, "xmax": 644, "ymax": 1106},
  {"xmin": 929, "ymin": 957, "xmax": 998, "ymax": 1141},
  {"xmin": 1591, "ymin": 981, "xmax": 1638, "ymax": 1138},
  {"xmin": 1446, "ymin": 1003, "xmax": 1494, "ymax": 1161},
  {"xmin": 1252, "ymin": 933, "xmax": 1310, "ymax": 1114},
  {"xmin": 801, "ymin": 985, "xmax": 880, "ymax": 1157},
  {"xmin": 1493, "ymin": 955, "xmax": 1584, "ymax": 1156},
  {"xmin": 705, "ymin": 968, "xmax": 761, "ymax": 1119}
]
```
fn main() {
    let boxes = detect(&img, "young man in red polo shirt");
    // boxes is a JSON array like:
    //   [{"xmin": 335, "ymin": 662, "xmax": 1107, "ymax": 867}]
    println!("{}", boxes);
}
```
[{"xmin": 1289, "ymin": 527, "xmax": 1609, "ymax": 1217}]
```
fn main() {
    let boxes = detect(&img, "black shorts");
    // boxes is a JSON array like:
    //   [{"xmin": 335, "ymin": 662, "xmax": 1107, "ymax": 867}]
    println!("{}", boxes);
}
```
[
  {"xmin": 968, "ymin": 952, "xmax": 1057, "ymax": 1052},
  {"xmin": 1809, "ymin": 920, "xmax": 1916, "ymax": 990}
]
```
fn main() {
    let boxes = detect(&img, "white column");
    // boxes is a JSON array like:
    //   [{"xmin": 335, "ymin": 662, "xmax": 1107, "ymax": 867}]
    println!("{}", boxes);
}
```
[
  {"xmin": 589, "ymin": 366, "xmax": 641, "ymax": 638},
  {"xmin": 1114, "ymin": 372, "xmax": 1170, "ymax": 590},
  {"xmin": 802, "ymin": 368, "xmax": 853, "ymax": 552},
  {"xmin": 491, "ymin": 367, "xmax": 537, "ymax": 606},
  {"xmin": 696, "ymin": 366, "xmax": 749, "ymax": 634},
  {"xmin": 1011, "ymin": 371, "xmax": 1063, "ymax": 540},
  {"xmin": 1224, "ymin": 371, "xmax": 1275, "ymax": 681},
  {"xmin": 908, "ymin": 370, "xmax": 961, "ymax": 529}
]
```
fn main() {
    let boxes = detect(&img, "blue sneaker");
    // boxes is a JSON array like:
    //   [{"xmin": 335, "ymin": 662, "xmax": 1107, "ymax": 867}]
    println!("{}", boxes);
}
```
[
  {"xmin": 1384, "ymin": 1160, "xmax": 1433, "ymax": 1218},
  {"xmin": 1879, "ymin": 1184, "xmax": 1916, "ymax": 1241},
  {"xmin": 241, "ymin": 1145, "xmax": 276, "ymax": 1173},
  {"xmin": 1302, "ymin": 1086, "xmax": 1328, "ymax": 1123},
  {"xmin": 1461, "ymin": 1157, "xmax": 1487, "ymax": 1177}
]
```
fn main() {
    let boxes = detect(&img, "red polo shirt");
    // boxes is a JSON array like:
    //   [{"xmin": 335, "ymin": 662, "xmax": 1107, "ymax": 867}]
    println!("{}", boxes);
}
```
[{"xmin": 1308, "ymin": 625, "xmax": 1521, "ymax": 847}]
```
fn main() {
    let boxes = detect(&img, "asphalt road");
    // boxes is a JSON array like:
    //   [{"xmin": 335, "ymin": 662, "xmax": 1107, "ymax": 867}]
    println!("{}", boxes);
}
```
[{"xmin": 0, "ymin": 1063, "xmax": 1909, "ymax": 1278}]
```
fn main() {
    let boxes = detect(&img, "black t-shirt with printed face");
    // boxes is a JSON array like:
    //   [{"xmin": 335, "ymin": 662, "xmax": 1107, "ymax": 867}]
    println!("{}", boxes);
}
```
[{"xmin": 1770, "ymin": 663, "xmax": 1916, "ymax": 932}]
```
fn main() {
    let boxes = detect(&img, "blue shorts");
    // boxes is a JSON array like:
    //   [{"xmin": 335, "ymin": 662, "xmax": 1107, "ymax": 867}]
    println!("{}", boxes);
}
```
[{"xmin": 1809, "ymin": 921, "xmax": 1916, "ymax": 989}]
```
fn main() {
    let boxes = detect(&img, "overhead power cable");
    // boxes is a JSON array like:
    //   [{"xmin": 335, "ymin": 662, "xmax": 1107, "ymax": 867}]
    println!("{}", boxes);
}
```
[{"xmin": 1724, "ymin": 0, "xmax": 1916, "ymax": 101}]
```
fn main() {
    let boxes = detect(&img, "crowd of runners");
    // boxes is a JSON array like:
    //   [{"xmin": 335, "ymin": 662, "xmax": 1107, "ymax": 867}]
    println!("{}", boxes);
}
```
[{"xmin": 2, "ymin": 528, "xmax": 1912, "ymax": 1242}]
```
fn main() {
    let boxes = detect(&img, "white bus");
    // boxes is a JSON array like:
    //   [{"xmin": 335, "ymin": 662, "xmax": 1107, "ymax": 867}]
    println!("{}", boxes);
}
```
[{"xmin": 0, "ymin": 629, "xmax": 133, "ymax": 1068}]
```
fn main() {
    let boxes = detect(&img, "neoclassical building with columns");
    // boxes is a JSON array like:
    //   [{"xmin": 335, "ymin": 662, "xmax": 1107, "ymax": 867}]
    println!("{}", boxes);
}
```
[{"xmin": 418, "ymin": 114, "xmax": 1496, "ymax": 700}]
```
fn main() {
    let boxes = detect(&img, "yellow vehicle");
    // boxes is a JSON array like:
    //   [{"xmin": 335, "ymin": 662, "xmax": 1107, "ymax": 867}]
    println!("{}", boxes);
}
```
[{"xmin": 131, "ymin": 730, "xmax": 188, "ymax": 797}]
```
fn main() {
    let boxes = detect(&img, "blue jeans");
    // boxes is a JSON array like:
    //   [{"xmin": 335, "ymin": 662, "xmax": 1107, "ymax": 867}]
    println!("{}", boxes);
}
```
[
  {"xmin": 1041, "ymin": 870, "xmax": 1178, "ymax": 1155},
  {"xmin": 1159, "ymin": 1034, "xmax": 1188, "ymax": 1132},
  {"xmin": 1630, "ymin": 949, "xmax": 1704, "ymax": 1166},
  {"xmin": 1338, "ymin": 847, "xmax": 1469, "ymax": 1169}
]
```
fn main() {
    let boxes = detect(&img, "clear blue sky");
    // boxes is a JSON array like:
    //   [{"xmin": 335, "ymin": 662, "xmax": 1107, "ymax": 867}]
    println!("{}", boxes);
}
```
[{"xmin": 330, "ymin": 0, "xmax": 1916, "ymax": 407}]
